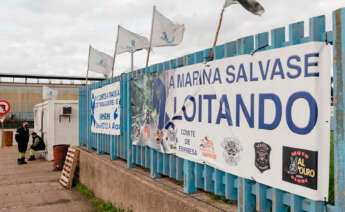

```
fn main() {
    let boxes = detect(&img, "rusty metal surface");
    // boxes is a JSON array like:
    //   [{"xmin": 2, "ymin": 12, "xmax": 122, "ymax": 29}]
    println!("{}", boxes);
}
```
[{"xmin": 333, "ymin": 8, "xmax": 345, "ymax": 210}]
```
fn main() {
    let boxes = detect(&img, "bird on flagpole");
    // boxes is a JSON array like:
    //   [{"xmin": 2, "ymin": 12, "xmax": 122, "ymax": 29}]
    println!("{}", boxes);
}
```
[{"xmin": 209, "ymin": 0, "xmax": 265, "ymax": 60}]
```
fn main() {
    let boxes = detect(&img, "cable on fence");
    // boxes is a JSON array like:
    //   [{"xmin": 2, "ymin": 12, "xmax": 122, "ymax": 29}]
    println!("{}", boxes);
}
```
[
  {"xmin": 250, "ymin": 44, "xmax": 269, "ymax": 56},
  {"xmin": 324, "ymin": 197, "xmax": 328, "ymax": 212},
  {"xmin": 325, "ymin": 33, "xmax": 333, "ymax": 45}
]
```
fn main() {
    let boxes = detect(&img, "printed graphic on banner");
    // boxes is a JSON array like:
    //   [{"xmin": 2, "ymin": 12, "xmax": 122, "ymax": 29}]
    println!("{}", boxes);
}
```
[
  {"xmin": 91, "ymin": 82, "xmax": 121, "ymax": 135},
  {"xmin": 222, "ymin": 137, "xmax": 243, "ymax": 166},
  {"xmin": 282, "ymin": 146, "xmax": 318, "ymax": 190},
  {"xmin": 130, "ymin": 42, "xmax": 330, "ymax": 200},
  {"xmin": 200, "ymin": 136, "xmax": 217, "ymax": 160},
  {"xmin": 254, "ymin": 142, "xmax": 271, "ymax": 173},
  {"xmin": 131, "ymin": 73, "xmax": 177, "ymax": 153}
]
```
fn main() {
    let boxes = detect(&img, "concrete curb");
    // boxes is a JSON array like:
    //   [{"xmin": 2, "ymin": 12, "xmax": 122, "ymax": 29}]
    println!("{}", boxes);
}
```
[{"xmin": 77, "ymin": 147, "xmax": 236, "ymax": 212}]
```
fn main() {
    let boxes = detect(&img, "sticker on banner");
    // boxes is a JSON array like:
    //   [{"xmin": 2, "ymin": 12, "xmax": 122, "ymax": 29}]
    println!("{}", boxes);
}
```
[
  {"xmin": 222, "ymin": 137, "xmax": 243, "ymax": 166},
  {"xmin": 200, "ymin": 136, "xmax": 217, "ymax": 160},
  {"xmin": 282, "ymin": 146, "xmax": 318, "ymax": 190},
  {"xmin": 254, "ymin": 142, "xmax": 271, "ymax": 173}
]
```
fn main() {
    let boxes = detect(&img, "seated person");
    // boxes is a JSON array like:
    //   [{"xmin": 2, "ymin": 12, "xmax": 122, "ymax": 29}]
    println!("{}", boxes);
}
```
[{"xmin": 29, "ymin": 132, "xmax": 46, "ymax": 161}]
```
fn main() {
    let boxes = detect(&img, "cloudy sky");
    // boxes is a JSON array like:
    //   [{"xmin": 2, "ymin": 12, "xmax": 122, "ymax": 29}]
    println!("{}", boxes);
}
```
[{"xmin": 1, "ymin": 0, "xmax": 344, "ymax": 78}]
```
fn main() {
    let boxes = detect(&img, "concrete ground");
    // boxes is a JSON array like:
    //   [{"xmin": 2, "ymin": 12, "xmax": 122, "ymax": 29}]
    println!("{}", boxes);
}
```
[{"xmin": 0, "ymin": 145, "xmax": 96, "ymax": 212}]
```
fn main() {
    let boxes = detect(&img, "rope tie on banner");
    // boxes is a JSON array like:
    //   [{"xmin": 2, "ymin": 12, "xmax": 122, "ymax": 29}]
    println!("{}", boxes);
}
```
[
  {"xmin": 324, "ymin": 197, "xmax": 328, "ymax": 212},
  {"xmin": 250, "ymin": 44, "xmax": 269, "ymax": 56},
  {"xmin": 325, "ymin": 33, "xmax": 333, "ymax": 45}
]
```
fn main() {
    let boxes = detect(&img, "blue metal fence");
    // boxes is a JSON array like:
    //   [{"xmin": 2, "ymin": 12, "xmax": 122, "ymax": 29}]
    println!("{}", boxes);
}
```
[{"xmin": 79, "ymin": 8, "xmax": 345, "ymax": 212}]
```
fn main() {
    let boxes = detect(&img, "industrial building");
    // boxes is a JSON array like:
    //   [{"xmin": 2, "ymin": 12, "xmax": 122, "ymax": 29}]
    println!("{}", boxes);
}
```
[{"xmin": 0, "ymin": 73, "xmax": 103, "ymax": 128}]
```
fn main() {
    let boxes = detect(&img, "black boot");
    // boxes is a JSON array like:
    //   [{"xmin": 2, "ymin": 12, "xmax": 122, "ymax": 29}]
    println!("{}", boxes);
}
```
[
  {"xmin": 21, "ymin": 158, "xmax": 27, "ymax": 164},
  {"xmin": 18, "ymin": 158, "xmax": 26, "ymax": 165},
  {"xmin": 28, "ymin": 155, "xmax": 36, "ymax": 161}
]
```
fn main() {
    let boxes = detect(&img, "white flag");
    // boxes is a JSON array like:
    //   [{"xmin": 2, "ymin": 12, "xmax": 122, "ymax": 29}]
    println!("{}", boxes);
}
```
[
  {"xmin": 150, "ymin": 7, "xmax": 185, "ymax": 47},
  {"xmin": 42, "ymin": 86, "xmax": 58, "ymax": 100},
  {"xmin": 88, "ymin": 46, "xmax": 113, "ymax": 74},
  {"xmin": 224, "ymin": 0, "xmax": 264, "ymax": 16},
  {"xmin": 224, "ymin": 0, "xmax": 238, "ymax": 8},
  {"xmin": 115, "ymin": 25, "xmax": 150, "ymax": 55}
]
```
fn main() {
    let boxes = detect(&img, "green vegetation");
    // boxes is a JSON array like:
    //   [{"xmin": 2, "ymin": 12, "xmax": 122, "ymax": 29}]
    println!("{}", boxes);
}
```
[
  {"xmin": 76, "ymin": 183, "xmax": 132, "ymax": 212},
  {"xmin": 210, "ymin": 193, "xmax": 236, "ymax": 205}
]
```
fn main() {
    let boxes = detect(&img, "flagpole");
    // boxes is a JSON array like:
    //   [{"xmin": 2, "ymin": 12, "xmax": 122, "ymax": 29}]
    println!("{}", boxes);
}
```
[
  {"xmin": 112, "ymin": 25, "xmax": 120, "ymax": 78},
  {"xmin": 131, "ymin": 51, "xmax": 134, "ymax": 73},
  {"xmin": 86, "ymin": 45, "xmax": 91, "ymax": 85},
  {"xmin": 86, "ymin": 45, "xmax": 91, "ymax": 149},
  {"xmin": 209, "ymin": 6, "xmax": 225, "ymax": 61},
  {"xmin": 145, "ymin": 5, "xmax": 156, "ymax": 70}
]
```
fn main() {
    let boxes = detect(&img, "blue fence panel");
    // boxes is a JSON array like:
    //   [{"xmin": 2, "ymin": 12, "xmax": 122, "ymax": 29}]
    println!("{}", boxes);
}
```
[
  {"xmin": 333, "ymin": 8, "xmax": 345, "ymax": 211},
  {"xmin": 77, "ymin": 8, "xmax": 345, "ymax": 212}
]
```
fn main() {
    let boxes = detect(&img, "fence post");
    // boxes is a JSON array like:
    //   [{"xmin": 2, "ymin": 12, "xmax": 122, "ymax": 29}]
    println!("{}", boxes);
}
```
[
  {"xmin": 97, "ymin": 133, "xmax": 102, "ymax": 154},
  {"xmin": 120, "ymin": 76, "xmax": 125, "ymax": 159},
  {"xmin": 126, "ymin": 73, "xmax": 135, "ymax": 168},
  {"xmin": 237, "ymin": 36, "xmax": 256, "ymax": 212},
  {"xmin": 110, "ymin": 135, "xmax": 117, "ymax": 160},
  {"xmin": 238, "ymin": 178, "xmax": 255, "ymax": 212},
  {"xmin": 254, "ymin": 31, "xmax": 271, "ymax": 212},
  {"xmin": 333, "ymin": 7, "xmax": 345, "ymax": 211},
  {"xmin": 183, "ymin": 53, "xmax": 197, "ymax": 194},
  {"xmin": 78, "ymin": 89, "xmax": 81, "ymax": 146},
  {"xmin": 183, "ymin": 160, "xmax": 196, "ymax": 193},
  {"xmin": 86, "ymin": 85, "xmax": 92, "ymax": 151},
  {"xmin": 269, "ymin": 26, "xmax": 288, "ymax": 212}
]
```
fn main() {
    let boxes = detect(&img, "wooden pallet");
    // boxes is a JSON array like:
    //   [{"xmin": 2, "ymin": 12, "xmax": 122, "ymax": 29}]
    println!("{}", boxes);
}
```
[{"xmin": 59, "ymin": 147, "xmax": 79, "ymax": 189}]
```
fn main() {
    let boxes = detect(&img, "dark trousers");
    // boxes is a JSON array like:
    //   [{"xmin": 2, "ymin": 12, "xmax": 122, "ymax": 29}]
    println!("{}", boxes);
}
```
[{"xmin": 17, "ymin": 142, "xmax": 28, "ymax": 159}]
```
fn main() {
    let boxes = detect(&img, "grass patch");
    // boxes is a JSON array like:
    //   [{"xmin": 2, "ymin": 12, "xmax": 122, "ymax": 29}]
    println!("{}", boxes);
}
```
[
  {"xmin": 210, "ymin": 193, "xmax": 236, "ymax": 205},
  {"xmin": 76, "ymin": 183, "xmax": 132, "ymax": 212}
]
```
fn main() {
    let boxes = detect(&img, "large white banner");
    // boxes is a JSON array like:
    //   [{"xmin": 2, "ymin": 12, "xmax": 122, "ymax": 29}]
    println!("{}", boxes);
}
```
[
  {"xmin": 167, "ymin": 42, "xmax": 330, "ymax": 201},
  {"xmin": 91, "ymin": 82, "xmax": 121, "ymax": 135}
]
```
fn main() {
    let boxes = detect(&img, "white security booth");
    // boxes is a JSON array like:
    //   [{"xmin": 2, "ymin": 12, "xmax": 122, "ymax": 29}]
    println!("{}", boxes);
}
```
[{"xmin": 34, "ymin": 100, "xmax": 78, "ymax": 161}]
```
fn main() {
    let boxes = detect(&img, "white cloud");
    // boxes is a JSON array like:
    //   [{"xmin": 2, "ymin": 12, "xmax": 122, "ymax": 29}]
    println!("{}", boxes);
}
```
[{"xmin": 0, "ymin": 0, "xmax": 344, "ymax": 78}]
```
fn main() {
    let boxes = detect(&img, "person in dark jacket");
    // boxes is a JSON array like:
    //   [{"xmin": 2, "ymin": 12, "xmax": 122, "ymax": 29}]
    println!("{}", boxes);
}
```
[
  {"xmin": 15, "ymin": 121, "xmax": 30, "ymax": 165},
  {"xmin": 28, "ymin": 132, "xmax": 46, "ymax": 161}
]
